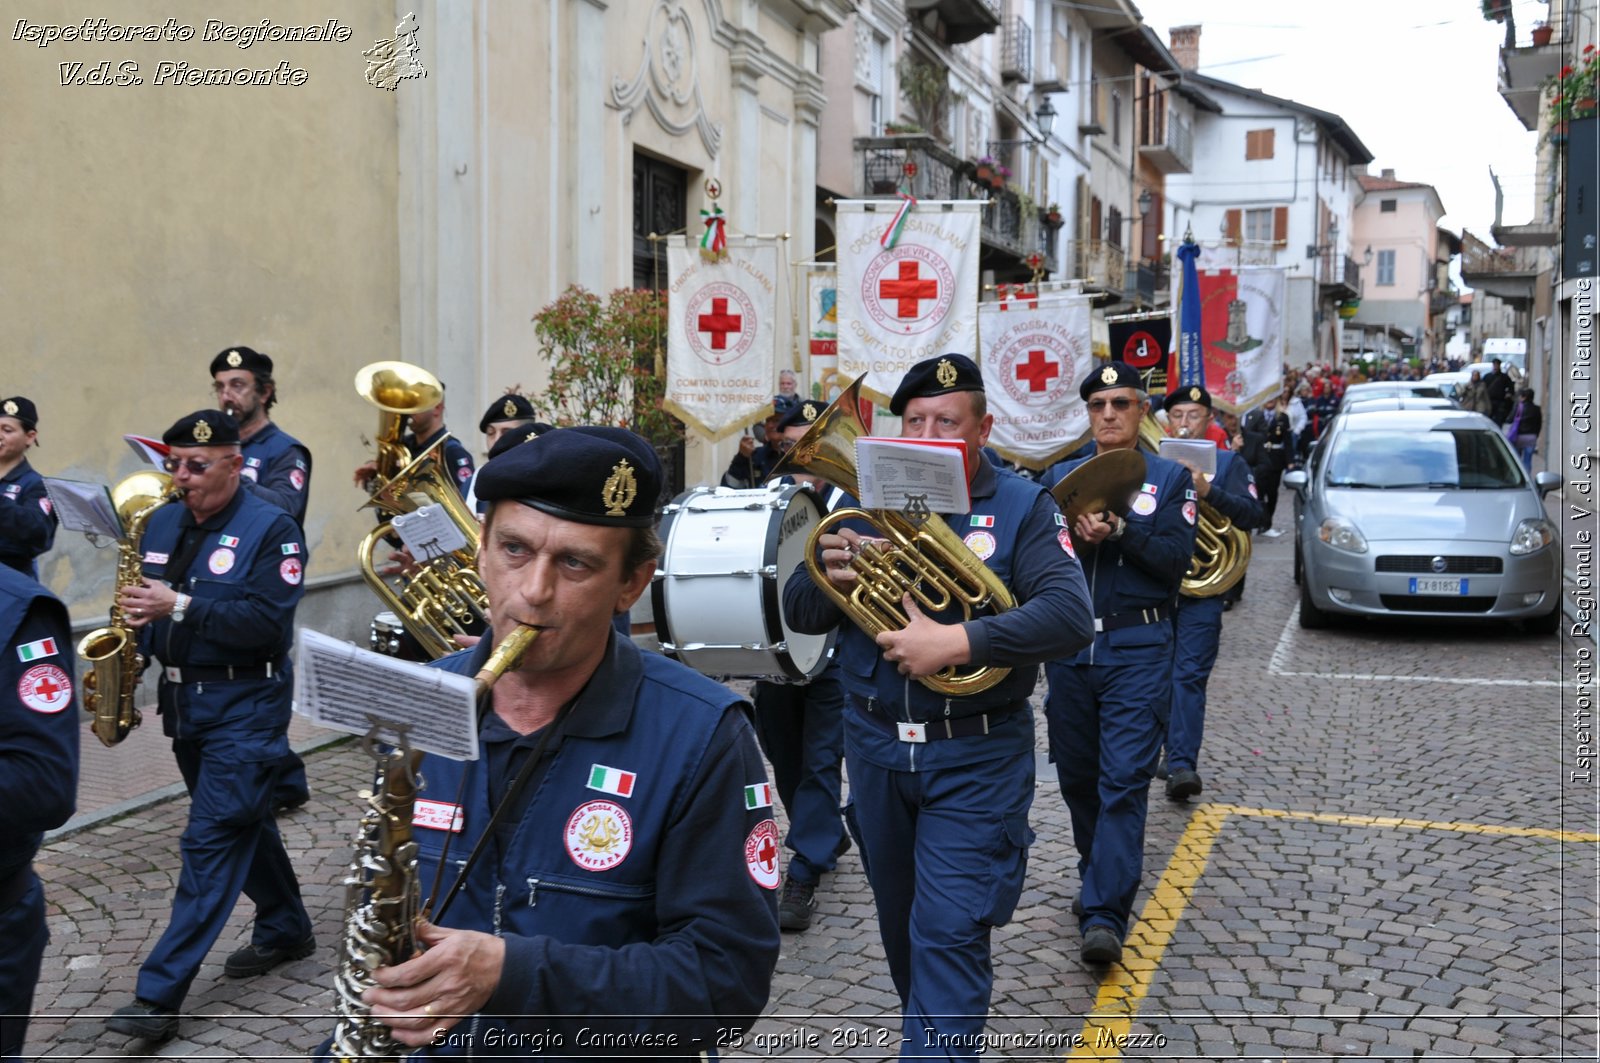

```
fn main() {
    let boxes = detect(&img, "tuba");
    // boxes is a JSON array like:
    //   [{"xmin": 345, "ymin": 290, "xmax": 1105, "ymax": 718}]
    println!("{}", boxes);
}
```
[
  {"xmin": 358, "ymin": 437, "xmax": 489, "ymax": 660},
  {"xmin": 76, "ymin": 471, "xmax": 180, "ymax": 747},
  {"xmin": 330, "ymin": 625, "xmax": 539, "ymax": 1063},
  {"xmin": 1138, "ymin": 415, "xmax": 1251, "ymax": 597},
  {"xmin": 356, "ymin": 361, "xmax": 445, "ymax": 488},
  {"xmin": 767, "ymin": 375, "xmax": 1014, "ymax": 697}
]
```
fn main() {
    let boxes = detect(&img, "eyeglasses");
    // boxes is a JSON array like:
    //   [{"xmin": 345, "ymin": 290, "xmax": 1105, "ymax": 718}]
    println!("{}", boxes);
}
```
[
  {"xmin": 162, "ymin": 457, "xmax": 221, "ymax": 476},
  {"xmin": 1087, "ymin": 397, "xmax": 1137, "ymax": 413},
  {"xmin": 211, "ymin": 380, "xmax": 256, "ymax": 395}
]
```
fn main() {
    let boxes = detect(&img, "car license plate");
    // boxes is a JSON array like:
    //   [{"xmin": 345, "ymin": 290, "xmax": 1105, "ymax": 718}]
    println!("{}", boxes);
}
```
[{"xmin": 1408, "ymin": 577, "xmax": 1466, "ymax": 595}]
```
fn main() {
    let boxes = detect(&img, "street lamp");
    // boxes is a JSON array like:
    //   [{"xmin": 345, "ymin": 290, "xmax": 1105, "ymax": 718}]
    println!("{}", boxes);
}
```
[
  {"xmin": 1034, "ymin": 98, "xmax": 1056, "ymax": 141},
  {"xmin": 1306, "ymin": 220, "xmax": 1339, "ymax": 260}
]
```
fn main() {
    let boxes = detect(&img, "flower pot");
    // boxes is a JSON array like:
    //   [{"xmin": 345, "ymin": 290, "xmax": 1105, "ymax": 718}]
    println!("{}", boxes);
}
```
[
  {"xmin": 974, "ymin": 164, "xmax": 994, "ymax": 183},
  {"xmin": 1045, "ymin": 211, "xmax": 1063, "ymax": 227},
  {"xmin": 1578, "ymin": 98, "xmax": 1598, "ymax": 116},
  {"xmin": 1551, "ymin": 121, "xmax": 1570, "ymax": 144},
  {"xmin": 1531, "ymin": 24, "xmax": 1554, "ymax": 46}
]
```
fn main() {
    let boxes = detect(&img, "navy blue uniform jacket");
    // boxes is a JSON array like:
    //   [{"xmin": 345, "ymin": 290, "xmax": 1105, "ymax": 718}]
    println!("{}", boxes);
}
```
[
  {"xmin": 240, "ymin": 421, "xmax": 312, "ymax": 525},
  {"xmin": 406, "ymin": 427, "xmax": 475, "ymax": 501},
  {"xmin": 0, "ymin": 458, "xmax": 57, "ymax": 578}
]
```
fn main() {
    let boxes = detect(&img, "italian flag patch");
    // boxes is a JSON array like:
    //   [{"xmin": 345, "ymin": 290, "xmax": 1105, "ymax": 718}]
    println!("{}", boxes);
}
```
[
  {"xmin": 218, "ymin": 534, "xmax": 241, "ymax": 548},
  {"xmin": 744, "ymin": 783, "xmax": 773, "ymax": 810},
  {"xmin": 17, "ymin": 637, "xmax": 58, "ymax": 663},
  {"xmin": 969, "ymin": 514, "xmax": 994, "ymax": 528},
  {"xmin": 587, "ymin": 764, "xmax": 636, "ymax": 798}
]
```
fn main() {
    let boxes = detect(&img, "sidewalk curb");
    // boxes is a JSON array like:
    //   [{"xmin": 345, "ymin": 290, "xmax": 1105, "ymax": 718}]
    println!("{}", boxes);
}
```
[{"xmin": 46, "ymin": 731, "xmax": 355, "ymax": 844}]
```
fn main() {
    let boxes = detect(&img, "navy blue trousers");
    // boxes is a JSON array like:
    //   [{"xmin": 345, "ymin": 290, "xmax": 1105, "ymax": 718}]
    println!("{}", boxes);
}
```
[
  {"xmin": 1044, "ymin": 654, "xmax": 1170, "ymax": 939},
  {"xmin": 1167, "ymin": 595, "xmax": 1224, "ymax": 773},
  {"xmin": 136, "ymin": 729, "xmax": 312, "ymax": 1008},
  {"xmin": 0, "ymin": 875, "xmax": 46, "ymax": 1061},
  {"xmin": 752, "ymin": 673, "xmax": 846, "ymax": 885}
]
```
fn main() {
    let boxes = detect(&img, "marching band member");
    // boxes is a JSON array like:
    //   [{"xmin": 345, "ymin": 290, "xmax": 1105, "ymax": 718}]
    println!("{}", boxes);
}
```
[
  {"xmin": 1043, "ymin": 363, "xmax": 1196, "ymax": 966},
  {"xmin": 756, "ymin": 398, "xmax": 849, "ymax": 932},
  {"xmin": 1161, "ymin": 387, "xmax": 1263, "ymax": 802},
  {"xmin": 0, "ymin": 397, "xmax": 57, "ymax": 580},
  {"xmin": 469, "ymin": 392, "xmax": 546, "ymax": 514},
  {"xmin": 105, "ymin": 411, "xmax": 314, "ymax": 1043},
  {"xmin": 783, "ymin": 354, "xmax": 1093, "ymax": 1059}
]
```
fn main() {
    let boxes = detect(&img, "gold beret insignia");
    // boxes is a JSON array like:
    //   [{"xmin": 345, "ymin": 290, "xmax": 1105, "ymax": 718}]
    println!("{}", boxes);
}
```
[
  {"xmin": 193, "ymin": 419, "xmax": 214, "ymax": 443},
  {"xmin": 1100, "ymin": 365, "xmax": 1118, "ymax": 386},
  {"xmin": 226, "ymin": 350, "xmax": 243, "ymax": 368},
  {"xmin": 935, "ymin": 358, "xmax": 959, "ymax": 388},
  {"xmin": 602, "ymin": 459, "xmax": 639, "ymax": 517}
]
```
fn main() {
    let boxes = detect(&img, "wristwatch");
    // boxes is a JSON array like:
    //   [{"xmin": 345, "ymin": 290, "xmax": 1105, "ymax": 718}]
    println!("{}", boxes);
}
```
[{"xmin": 172, "ymin": 593, "xmax": 191, "ymax": 624}]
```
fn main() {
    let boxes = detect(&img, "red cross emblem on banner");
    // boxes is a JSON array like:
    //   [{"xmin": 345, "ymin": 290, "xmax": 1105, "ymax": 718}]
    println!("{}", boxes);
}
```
[
  {"xmin": 878, "ymin": 261, "xmax": 939, "ymax": 319},
  {"xmin": 697, "ymin": 297, "xmax": 744, "ymax": 350},
  {"xmin": 1015, "ymin": 349, "xmax": 1059, "ymax": 393}
]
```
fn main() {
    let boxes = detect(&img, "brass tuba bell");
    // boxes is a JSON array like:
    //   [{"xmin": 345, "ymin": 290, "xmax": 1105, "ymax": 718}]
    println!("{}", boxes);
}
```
[
  {"xmin": 767, "ymin": 375, "xmax": 1015, "ymax": 696},
  {"xmin": 1138, "ymin": 414, "xmax": 1251, "ymax": 597},
  {"xmin": 354, "ymin": 361, "xmax": 445, "ymax": 487}
]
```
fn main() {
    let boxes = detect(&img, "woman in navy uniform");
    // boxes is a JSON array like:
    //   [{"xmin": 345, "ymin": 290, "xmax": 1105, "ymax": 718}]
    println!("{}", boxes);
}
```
[
  {"xmin": 350, "ymin": 427, "xmax": 780, "ymax": 1056},
  {"xmin": 0, "ymin": 565, "xmax": 79, "ymax": 1062},
  {"xmin": 105, "ymin": 411, "xmax": 314, "ymax": 1043},
  {"xmin": 0, "ymin": 397, "xmax": 58, "ymax": 579},
  {"xmin": 1043, "ymin": 363, "xmax": 1196, "ymax": 966},
  {"xmin": 783, "ymin": 355, "xmax": 1093, "ymax": 1060},
  {"xmin": 1160, "ymin": 387, "xmax": 1262, "ymax": 802}
]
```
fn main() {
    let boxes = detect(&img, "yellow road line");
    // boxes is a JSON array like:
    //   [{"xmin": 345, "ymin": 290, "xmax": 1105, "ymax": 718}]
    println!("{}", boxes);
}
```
[
  {"xmin": 1063, "ymin": 802, "xmax": 1598, "ymax": 1059},
  {"xmin": 1209, "ymin": 802, "xmax": 1600, "ymax": 844}
]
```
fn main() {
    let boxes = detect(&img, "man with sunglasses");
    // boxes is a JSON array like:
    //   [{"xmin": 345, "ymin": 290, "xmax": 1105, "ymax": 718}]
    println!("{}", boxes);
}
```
[
  {"xmin": 1042, "ymin": 362, "xmax": 1196, "ymax": 967},
  {"xmin": 210, "ymin": 345, "xmax": 314, "ymax": 813},
  {"xmin": 105, "ymin": 411, "xmax": 314, "ymax": 1044}
]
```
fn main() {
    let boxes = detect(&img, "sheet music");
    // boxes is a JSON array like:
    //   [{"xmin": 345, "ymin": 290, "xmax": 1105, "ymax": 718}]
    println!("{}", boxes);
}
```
[
  {"xmin": 41, "ymin": 478, "xmax": 122, "ymax": 539},
  {"xmin": 391, "ymin": 503, "xmax": 469, "ymax": 560},
  {"xmin": 293, "ymin": 627, "xmax": 479, "ymax": 760},
  {"xmin": 854, "ymin": 437, "xmax": 972, "ymax": 515},
  {"xmin": 1157, "ymin": 437, "xmax": 1218, "ymax": 479}
]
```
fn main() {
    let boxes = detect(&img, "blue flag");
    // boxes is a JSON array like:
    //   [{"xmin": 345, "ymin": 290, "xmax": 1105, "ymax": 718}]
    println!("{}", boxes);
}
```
[{"xmin": 1176, "ymin": 238, "xmax": 1205, "ymax": 388}]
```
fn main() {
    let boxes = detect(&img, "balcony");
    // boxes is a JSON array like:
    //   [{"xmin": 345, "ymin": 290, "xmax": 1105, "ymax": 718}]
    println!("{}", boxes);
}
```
[
  {"xmin": 1000, "ymin": 17, "xmax": 1032, "ymax": 83},
  {"xmin": 853, "ymin": 135, "xmax": 1055, "ymax": 277},
  {"xmin": 1459, "ymin": 239, "xmax": 1542, "ymax": 305},
  {"xmin": 1061, "ymin": 239, "xmax": 1126, "ymax": 299},
  {"xmin": 1315, "ymin": 253, "xmax": 1360, "ymax": 301},
  {"xmin": 1498, "ymin": 33, "xmax": 1564, "ymax": 130},
  {"xmin": 904, "ymin": 0, "xmax": 999, "ymax": 46},
  {"xmin": 1138, "ymin": 108, "xmax": 1193, "ymax": 174},
  {"xmin": 1134, "ymin": 261, "xmax": 1168, "ymax": 305},
  {"xmin": 1491, "ymin": 219, "xmax": 1561, "ymax": 248}
]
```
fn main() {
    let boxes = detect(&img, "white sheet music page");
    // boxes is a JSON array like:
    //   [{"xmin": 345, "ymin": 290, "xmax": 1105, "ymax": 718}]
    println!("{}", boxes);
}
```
[
  {"xmin": 854, "ymin": 437, "xmax": 972, "ymax": 515},
  {"xmin": 1157, "ymin": 437, "xmax": 1218, "ymax": 479},
  {"xmin": 391, "ymin": 503, "xmax": 469, "ymax": 559},
  {"xmin": 41, "ymin": 478, "xmax": 122, "ymax": 539},
  {"xmin": 293, "ymin": 627, "xmax": 479, "ymax": 760}
]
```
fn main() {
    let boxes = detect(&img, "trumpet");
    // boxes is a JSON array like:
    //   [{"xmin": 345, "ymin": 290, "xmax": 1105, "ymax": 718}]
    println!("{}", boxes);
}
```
[{"xmin": 767, "ymin": 375, "xmax": 1014, "ymax": 697}]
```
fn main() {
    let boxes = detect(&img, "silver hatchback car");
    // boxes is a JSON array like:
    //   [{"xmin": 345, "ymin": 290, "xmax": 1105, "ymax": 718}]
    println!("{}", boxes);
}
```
[{"xmin": 1284, "ymin": 408, "xmax": 1562, "ymax": 632}]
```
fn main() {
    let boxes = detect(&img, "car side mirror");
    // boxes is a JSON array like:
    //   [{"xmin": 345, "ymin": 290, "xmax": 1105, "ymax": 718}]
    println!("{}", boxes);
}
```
[
  {"xmin": 1282, "ymin": 470, "xmax": 1308, "ymax": 492},
  {"xmin": 1535, "ymin": 471, "xmax": 1562, "ymax": 496}
]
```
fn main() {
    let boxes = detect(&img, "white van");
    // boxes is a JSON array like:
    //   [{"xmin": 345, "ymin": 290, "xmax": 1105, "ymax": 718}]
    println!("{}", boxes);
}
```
[{"xmin": 1481, "ymin": 338, "xmax": 1527, "ymax": 372}]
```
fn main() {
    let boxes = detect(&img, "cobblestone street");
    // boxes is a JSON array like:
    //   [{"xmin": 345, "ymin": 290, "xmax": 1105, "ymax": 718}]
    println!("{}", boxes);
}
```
[{"xmin": 26, "ymin": 536, "xmax": 1597, "ymax": 1060}]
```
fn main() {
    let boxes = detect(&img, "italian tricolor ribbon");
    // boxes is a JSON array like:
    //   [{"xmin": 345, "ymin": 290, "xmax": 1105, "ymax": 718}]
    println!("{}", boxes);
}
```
[
  {"xmin": 880, "ymin": 191, "xmax": 917, "ymax": 250},
  {"xmin": 699, "ymin": 204, "xmax": 728, "ymax": 261}
]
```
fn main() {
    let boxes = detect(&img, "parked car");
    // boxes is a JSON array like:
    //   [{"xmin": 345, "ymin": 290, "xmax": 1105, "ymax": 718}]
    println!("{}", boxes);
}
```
[
  {"xmin": 1335, "ymin": 396, "xmax": 1458, "ymax": 419},
  {"xmin": 1338, "ymin": 381, "xmax": 1451, "ymax": 405},
  {"xmin": 1423, "ymin": 370, "xmax": 1469, "ymax": 399},
  {"xmin": 1284, "ymin": 408, "xmax": 1562, "ymax": 632}
]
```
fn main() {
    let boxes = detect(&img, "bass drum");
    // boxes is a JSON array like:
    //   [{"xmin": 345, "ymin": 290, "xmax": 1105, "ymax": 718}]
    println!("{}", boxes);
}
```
[
  {"xmin": 652, "ymin": 483, "xmax": 835, "ymax": 682},
  {"xmin": 369, "ymin": 610, "xmax": 427, "ymax": 661}
]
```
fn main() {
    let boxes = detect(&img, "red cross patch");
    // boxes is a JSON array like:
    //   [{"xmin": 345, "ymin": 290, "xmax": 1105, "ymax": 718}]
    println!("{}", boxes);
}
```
[
  {"xmin": 18, "ymin": 664, "xmax": 72, "ymax": 714},
  {"xmin": 744, "ymin": 819, "xmax": 782, "ymax": 889},
  {"xmin": 280, "ymin": 558, "xmax": 303, "ymax": 585}
]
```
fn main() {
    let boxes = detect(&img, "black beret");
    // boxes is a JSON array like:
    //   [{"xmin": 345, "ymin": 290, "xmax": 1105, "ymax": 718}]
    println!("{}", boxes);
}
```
[
  {"xmin": 209, "ymin": 345, "xmax": 273, "ymax": 376},
  {"xmin": 475, "ymin": 425, "xmax": 660, "ymax": 528},
  {"xmin": 1164, "ymin": 384, "xmax": 1212, "ymax": 410},
  {"xmin": 486, "ymin": 420, "xmax": 554, "ymax": 459},
  {"xmin": 889, "ymin": 354, "xmax": 984, "ymax": 416},
  {"xmin": 163, "ymin": 410, "xmax": 241, "ymax": 447},
  {"xmin": 777, "ymin": 399, "xmax": 826, "ymax": 432},
  {"xmin": 1079, "ymin": 361, "xmax": 1144, "ymax": 401},
  {"xmin": 478, "ymin": 393, "xmax": 537, "ymax": 434},
  {"xmin": 0, "ymin": 396, "xmax": 38, "ymax": 430}
]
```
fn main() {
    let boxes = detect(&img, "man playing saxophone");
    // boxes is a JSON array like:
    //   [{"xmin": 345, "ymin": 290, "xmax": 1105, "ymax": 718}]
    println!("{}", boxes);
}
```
[
  {"xmin": 346, "ymin": 427, "xmax": 780, "ymax": 1056},
  {"xmin": 1160, "ymin": 386, "xmax": 1262, "ymax": 803},
  {"xmin": 104, "ymin": 411, "xmax": 315, "ymax": 1043},
  {"xmin": 781, "ymin": 355, "xmax": 1094, "ymax": 1060}
]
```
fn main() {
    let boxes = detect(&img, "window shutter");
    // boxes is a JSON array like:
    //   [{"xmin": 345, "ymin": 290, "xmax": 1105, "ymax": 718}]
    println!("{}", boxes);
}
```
[
  {"xmin": 1262, "ymin": 128, "xmax": 1275, "ymax": 158},
  {"xmin": 1225, "ymin": 209, "xmax": 1241, "ymax": 246},
  {"xmin": 1091, "ymin": 196, "xmax": 1103, "ymax": 241},
  {"xmin": 1272, "ymin": 206, "xmax": 1288, "ymax": 245},
  {"xmin": 1142, "ymin": 192, "xmax": 1162, "ymax": 259}
]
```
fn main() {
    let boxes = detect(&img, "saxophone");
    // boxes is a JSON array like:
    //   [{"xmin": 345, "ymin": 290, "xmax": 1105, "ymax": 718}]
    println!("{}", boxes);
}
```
[
  {"xmin": 330, "ymin": 624, "xmax": 540, "ymax": 1063},
  {"xmin": 76, "ymin": 471, "xmax": 179, "ymax": 748}
]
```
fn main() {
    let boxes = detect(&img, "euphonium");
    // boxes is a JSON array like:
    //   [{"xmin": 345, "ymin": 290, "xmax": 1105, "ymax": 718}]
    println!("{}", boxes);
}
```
[
  {"xmin": 330, "ymin": 625, "xmax": 539, "ymax": 1063},
  {"xmin": 355, "ymin": 361, "xmax": 445, "ymax": 488},
  {"xmin": 357, "ymin": 436, "xmax": 489, "ymax": 659},
  {"xmin": 767, "ymin": 375, "xmax": 1014, "ymax": 696},
  {"xmin": 76, "ymin": 471, "xmax": 180, "ymax": 747},
  {"xmin": 1139, "ymin": 416, "xmax": 1251, "ymax": 597}
]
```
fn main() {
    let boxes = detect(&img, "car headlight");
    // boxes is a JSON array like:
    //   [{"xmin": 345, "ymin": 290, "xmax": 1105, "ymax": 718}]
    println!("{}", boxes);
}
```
[
  {"xmin": 1510, "ymin": 518, "xmax": 1555, "ymax": 555},
  {"xmin": 1317, "ymin": 516, "xmax": 1367, "ymax": 554}
]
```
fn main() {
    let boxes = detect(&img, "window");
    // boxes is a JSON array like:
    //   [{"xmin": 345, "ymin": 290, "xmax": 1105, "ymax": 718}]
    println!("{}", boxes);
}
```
[
  {"xmin": 866, "ymin": 32, "xmax": 887, "ymax": 135},
  {"xmin": 1376, "ymin": 249, "xmax": 1396, "ymax": 286},
  {"xmin": 1244, "ymin": 208, "xmax": 1274, "ymax": 243},
  {"xmin": 1245, "ymin": 128, "xmax": 1275, "ymax": 160},
  {"xmin": 1111, "ymin": 88, "xmax": 1121, "ymax": 145},
  {"xmin": 1379, "ymin": 199, "xmax": 1397, "ymax": 213},
  {"xmin": 1224, "ymin": 206, "xmax": 1287, "ymax": 246},
  {"xmin": 1108, "ymin": 206, "xmax": 1123, "ymax": 249}
]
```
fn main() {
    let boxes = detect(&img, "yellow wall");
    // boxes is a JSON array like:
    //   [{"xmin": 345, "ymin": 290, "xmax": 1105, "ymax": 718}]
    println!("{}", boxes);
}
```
[{"xmin": 1, "ymin": 1, "xmax": 399, "ymax": 619}]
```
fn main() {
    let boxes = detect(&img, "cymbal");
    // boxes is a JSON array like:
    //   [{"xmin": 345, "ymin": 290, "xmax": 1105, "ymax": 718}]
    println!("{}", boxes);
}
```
[{"xmin": 1050, "ymin": 449, "xmax": 1146, "ymax": 525}]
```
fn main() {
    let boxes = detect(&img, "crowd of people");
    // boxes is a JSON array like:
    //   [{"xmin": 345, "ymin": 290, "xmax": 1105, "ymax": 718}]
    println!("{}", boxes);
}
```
[{"xmin": 0, "ymin": 342, "xmax": 1537, "ymax": 1059}]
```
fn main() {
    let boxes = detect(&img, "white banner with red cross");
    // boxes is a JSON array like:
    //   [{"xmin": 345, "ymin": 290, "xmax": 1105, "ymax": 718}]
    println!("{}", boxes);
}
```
[
  {"xmin": 665, "ymin": 236, "xmax": 785, "ymax": 440},
  {"xmin": 979, "ymin": 292, "xmax": 1094, "ymax": 470},
  {"xmin": 835, "ymin": 200, "xmax": 982, "ymax": 406}
]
